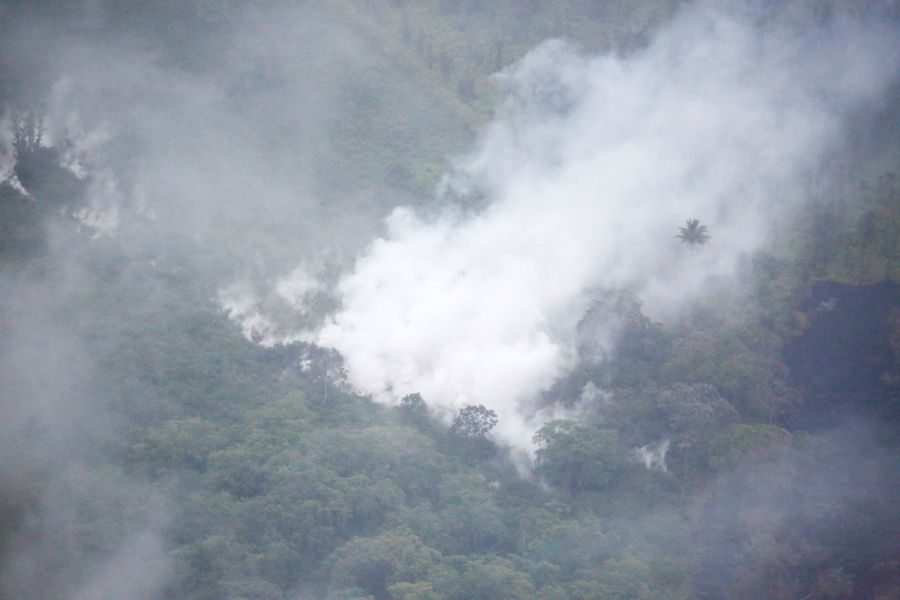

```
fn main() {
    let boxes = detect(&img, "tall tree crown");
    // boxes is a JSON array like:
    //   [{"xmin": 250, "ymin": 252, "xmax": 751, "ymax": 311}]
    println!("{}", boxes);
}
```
[{"xmin": 677, "ymin": 219, "xmax": 711, "ymax": 248}]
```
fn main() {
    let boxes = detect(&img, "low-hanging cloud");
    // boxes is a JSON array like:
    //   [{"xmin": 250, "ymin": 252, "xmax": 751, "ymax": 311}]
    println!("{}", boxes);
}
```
[{"xmin": 316, "ymin": 2, "xmax": 900, "ymax": 453}]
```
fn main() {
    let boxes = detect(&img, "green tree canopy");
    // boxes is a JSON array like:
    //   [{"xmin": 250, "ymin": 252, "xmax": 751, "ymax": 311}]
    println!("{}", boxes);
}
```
[
  {"xmin": 449, "ymin": 404, "xmax": 498, "ymax": 437},
  {"xmin": 533, "ymin": 420, "xmax": 624, "ymax": 490}
]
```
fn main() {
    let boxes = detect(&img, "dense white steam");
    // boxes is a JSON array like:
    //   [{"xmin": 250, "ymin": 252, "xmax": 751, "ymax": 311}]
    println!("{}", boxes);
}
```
[{"xmin": 316, "ymin": 4, "xmax": 899, "ymax": 452}]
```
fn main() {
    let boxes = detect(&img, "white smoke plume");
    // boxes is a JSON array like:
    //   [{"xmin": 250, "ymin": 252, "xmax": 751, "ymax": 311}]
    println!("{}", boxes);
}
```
[
  {"xmin": 635, "ymin": 439, "xmax": 671, "ymax": 473},
  {"xmin": 218, "ymin": 262, "xmax": 325, "ymax": 346},
  {"xmin": 316, "ymin": 3, "xmax": 899, "ymax": 453}
]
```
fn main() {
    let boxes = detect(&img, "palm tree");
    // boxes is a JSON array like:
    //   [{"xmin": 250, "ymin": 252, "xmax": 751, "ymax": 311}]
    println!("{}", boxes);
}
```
[{"xmin": 677, "ymin": 219, "xmax": 710, "ymax": 249}]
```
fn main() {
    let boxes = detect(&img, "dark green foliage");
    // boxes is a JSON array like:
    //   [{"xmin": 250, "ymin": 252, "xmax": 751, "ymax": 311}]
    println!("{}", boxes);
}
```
[
  {"xmin": 399, "ymin": 394, "xmax": 424, "ymax": 411},
  {"xmin": 441, "ymin": 556, "xmax": 536, "ymax": 600},
  {"xmin": 327, "ymin": 529, "xmax": 440, "ymax": 598},
  {"xmin": 659, "ymin": 318, "xmax": 795, "ymax": 421},
  {"xmin": 707, "ymin": 423, "xmax": 790, "ymax": 469},
  {"xmin": 398, "ymin": 393, "xmax": 428, "ymax": 424},
  {"xmin": 10, "ymin": 112, "xmax": 86, "ymax": 209},
  {"xmin": 449, "ymin": 404, "xmax": 497, "ymax": 437},
  {"xmin": 534, "ymin": 421, "xmax": 624, "ymax": 491},
  {"xmin": 656, "ymin": 383, "xmax": 738, "ymax": 473},
  {"xmin": 435, "ymin": 475, "xmax": 510, "ymax": 553},
  {"xmin": 575, "ymin": 290, "xmax": 671, "ymax": 386}
]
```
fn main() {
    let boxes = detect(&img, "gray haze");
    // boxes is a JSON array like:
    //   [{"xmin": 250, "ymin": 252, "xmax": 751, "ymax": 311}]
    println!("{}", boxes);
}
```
[
  {"xmin": 0, "ymin": 2, "xmax": 464, "ymax": 597},
  {"xmin": 0, "ymin": 249, "xmax": 171, "ymax": 599},
  {"xmin": 0, "ymin": 1, "xmax": 898, "ymax": 597}
]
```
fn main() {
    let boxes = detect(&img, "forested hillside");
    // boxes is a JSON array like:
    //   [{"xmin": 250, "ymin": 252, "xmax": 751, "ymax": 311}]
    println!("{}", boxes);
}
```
[{"xmin": 0, "ymin": 2, "xmax": 898, "ymax": 600}]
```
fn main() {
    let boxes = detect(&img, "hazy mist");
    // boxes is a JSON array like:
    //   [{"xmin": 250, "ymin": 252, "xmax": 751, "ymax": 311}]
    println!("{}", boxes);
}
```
[{"xmin": 0, "ymin": 1, "xmax": 897, "ymax": 598}]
